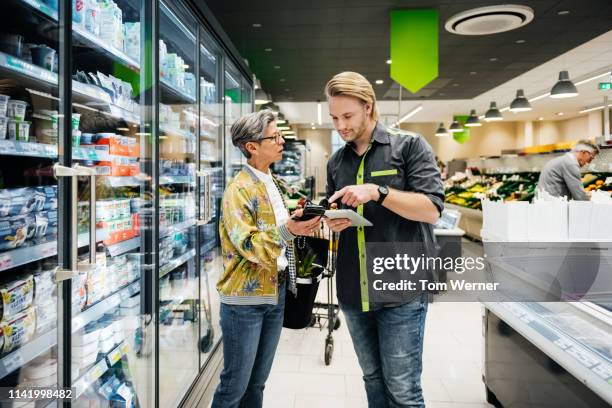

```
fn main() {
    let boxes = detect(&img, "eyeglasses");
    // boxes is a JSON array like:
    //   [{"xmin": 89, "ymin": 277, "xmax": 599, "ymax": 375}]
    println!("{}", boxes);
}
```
[{"xmin": 259, "ymin": 132, "xmax": 284, "ymax": 145}]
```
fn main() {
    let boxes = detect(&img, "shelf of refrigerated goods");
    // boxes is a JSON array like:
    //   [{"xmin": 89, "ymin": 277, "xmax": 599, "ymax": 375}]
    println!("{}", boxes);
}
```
[
  {"xmin": 484, "ymin": 302, "xmax": 612, "ymax": 404},
  {"xmin": 160, "ymin": 79, "xmax": 196, "ymax": 104},
  {"xmin": 73, "ymin": 341, "xmax": 130, "ymax": 398},
  {"xmin": 200, "ymin": 156, "xmax": 218, "ymax": 163},
  {"xmin": 200, "ymin": 133, "xmax": 218, "ymax": 142},
  {"xmin": 18, "ymin": 0, "xmax": 140, "ymax": 72},
  {"xmin": 0, "ymin": 229, "xmax": 109, "ymax": 273},
  {"xmin": 0, "ymin": 141, "xmax": 121, "ymax": 162},
  {"xmin": 104, "ymin": 176, "xmax": 143, "ymax": 188},
  {"xmin": 160, "ymin": 249, "xmax": 196, "ymax": 278},
  {"xmin": 160, "ymin": 219, "xmax": 196, "ymax": 239},
  {"xmin": 160, "ymin": 125, "xmax": 195, "ymax": 140},
  {"xmin": 0, "ymin": 281, "xmax": 139, "ymax": 380},
  {"xmin": 106, "ymin": 237, "xmax": 141, "ymax": 258},
  {"xmin": 0, "ymin": 52, "xmax": 111, "ymax": 109},
  {"xmin": 159, "ymin": 175, "xmax": 195, "ymax": 185},
  {"xmin": 200, "ymin": 239, "xmax": 216, "ymax": 255}
]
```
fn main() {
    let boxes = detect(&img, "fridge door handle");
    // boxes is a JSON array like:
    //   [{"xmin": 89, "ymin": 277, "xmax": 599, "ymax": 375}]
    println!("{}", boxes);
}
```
[{"xmin": 74, "ymin": 165, "xmax": 98, "ymax": 265}]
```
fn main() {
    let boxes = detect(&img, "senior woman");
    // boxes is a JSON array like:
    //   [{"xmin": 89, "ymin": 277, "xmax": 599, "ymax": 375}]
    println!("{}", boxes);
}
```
[{"xmin": 212, "ymin": 110, "xmax": 321, "ymax": 408}]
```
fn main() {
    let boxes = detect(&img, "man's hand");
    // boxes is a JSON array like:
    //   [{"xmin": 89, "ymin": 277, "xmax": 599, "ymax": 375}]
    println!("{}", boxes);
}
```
[
  {"xmin": 285, "ymin": 209, "xmax": 321, "ymax": 236},
  {"xmin": 324, "ymin": 217, "xmax": 352, "ymax": 233},
  {"xmin": 328, "ymin": 184, "xmax": 380, "ymax": 208}
]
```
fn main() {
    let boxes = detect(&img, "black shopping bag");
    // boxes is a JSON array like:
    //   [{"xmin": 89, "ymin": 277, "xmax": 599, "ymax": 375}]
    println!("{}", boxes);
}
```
[{"xmin": 283, "ymin": 236, "xmax": 329, "ymax": 329}]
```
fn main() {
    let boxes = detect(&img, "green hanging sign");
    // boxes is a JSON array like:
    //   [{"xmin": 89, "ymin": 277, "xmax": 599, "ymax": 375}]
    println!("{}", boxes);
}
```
[
  {"xmin": 390, "ymin": 9, "xmax": 439, "ymax": 93},
  {"xmin": 453, "ymin": 115, "xmax": 470, "ymax": 144}
]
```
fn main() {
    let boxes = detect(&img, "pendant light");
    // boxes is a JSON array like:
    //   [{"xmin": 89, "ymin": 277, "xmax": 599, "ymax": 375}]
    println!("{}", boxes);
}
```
[
  {"xmin": 550, "ymin": 70, "xmax": 578, "ymax": 98},
  {"xmin": 435, "ymin": 123, "xmax": 449, "ymax": 136},
  {"xmin": 276, "ymin": 113, "xmax": 287, "ymax": 124},
  {"xmin": 465, "ymin": 109, "xmax": 481, "ymax": 127},
  {"xmin": 509, "ymin": 89, "xmax": 531, "ymax": 112},
  {"xmin": 484, "ymin": 102, "xmax": 503, "ymax": 122},
  {"xmin": 448, "ymin": 119, "xmax": 463, "ymax": 133}
]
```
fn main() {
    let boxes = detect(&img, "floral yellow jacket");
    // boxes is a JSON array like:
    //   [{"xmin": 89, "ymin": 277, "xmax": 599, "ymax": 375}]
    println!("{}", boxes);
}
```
[{"xmin": 217, "ymin": 167, "xmax": 295, "ymax": 305}]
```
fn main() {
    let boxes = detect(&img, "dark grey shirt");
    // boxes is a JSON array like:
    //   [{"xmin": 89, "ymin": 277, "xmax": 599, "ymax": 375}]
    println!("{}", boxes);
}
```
[
  {"xmin": 326, "ymin": 122, "xmax": 444, "ymax": 310},
  {"xmin": 537, "ymin": 152, "xmax": 588, "ymax": 201}
]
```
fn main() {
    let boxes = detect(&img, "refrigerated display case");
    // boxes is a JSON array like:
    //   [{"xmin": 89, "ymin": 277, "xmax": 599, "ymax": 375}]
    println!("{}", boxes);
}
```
[
  {"xmin": 484, "ymin": 302, "xmax": 612, "ymax": 407},
  {"xmin": 0, "ymin": 0, "xmax": 252, "ymax": 407}
]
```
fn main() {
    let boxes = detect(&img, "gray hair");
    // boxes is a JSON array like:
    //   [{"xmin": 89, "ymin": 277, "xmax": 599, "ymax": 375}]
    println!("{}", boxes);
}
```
[
  {"xmin": 572, "ymin": 139, "xmax": 600, "ymax": 155},
  {"xmin": 231, "ymin": 110, "xmax": 276, "ymax": 158}
]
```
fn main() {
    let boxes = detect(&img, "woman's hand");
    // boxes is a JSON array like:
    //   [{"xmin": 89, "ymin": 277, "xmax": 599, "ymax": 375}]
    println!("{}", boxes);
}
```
[
  {"xmin": 285, "ymin": 209, "xmax": 321, "ymax": 236},
  {"xmin": 323, "ymin": 218, "xmax": 352, "ymax": 233}
]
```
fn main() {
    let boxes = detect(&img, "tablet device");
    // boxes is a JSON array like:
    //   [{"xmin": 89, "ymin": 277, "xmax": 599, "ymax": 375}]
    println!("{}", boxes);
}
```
[{"xmin": 324, "ymin": 209, "xmax": 373, "ymax": 227}]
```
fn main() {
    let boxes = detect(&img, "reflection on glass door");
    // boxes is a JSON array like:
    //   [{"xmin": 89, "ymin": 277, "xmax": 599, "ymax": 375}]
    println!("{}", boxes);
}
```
[
  {"xmin": 159, "ymin": 2, "xmax": 199, "ymax": 406},
  {"xmin": 66, "ymin": 0, "xmax": 152, "ymax": 406},
  {"xmin": 224, "ymin": 63, "xmax": 242, "ymax": 182},
  {"xmin": 198, "ymin": 29, "xmax": 222, "ymax": 367},
  {"xmin": 0, "ymin": 0, "xmax": 62, "ymax": 398}
]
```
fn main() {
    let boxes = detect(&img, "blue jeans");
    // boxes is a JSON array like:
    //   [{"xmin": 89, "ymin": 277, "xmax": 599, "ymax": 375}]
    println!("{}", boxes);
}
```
[
  {"xmin": 211, "ymin": 283, "xmax": 286, "ymax": 408},
  {"xmin": 340, "ymin": 295, "xmax": 428, "ymax": 408}
]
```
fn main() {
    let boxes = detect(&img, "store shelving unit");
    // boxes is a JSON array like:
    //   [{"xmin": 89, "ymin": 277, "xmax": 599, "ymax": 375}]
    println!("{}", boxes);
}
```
[{"xmin": 0, "ymin": 0, "xmax": 252, "ymax": 406}]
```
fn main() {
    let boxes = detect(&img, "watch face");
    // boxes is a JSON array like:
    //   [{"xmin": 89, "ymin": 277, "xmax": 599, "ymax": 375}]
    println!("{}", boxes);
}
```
[{"xmin": 379, "ymin": 186, "xmax": 389, "ymax": 195}]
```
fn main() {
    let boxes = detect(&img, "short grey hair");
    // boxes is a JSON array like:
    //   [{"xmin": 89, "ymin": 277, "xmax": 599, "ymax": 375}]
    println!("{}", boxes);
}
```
[
  {"xmin": 573, "ymin": 139, "xmax": 600, "ymax": 155},
  {"xmin": 231, "ymin": 110, "xmax": 276, "ymax": 158}
]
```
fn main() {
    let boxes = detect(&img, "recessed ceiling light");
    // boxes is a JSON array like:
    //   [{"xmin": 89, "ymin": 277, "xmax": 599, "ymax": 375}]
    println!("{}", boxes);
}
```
[
  {"xmin": 538, "ymin": 117, "xmax": 544, "ymax": 120},
  {"xmin": 556, "ymin": 112, "xmax": 564, "ymax": 116},
  {"xmin": 386, "ymin": 59, "xmax": 392, "ymax": 64},
  {"xmin": 469, "ymin": 71, "xmax": 477, "ymax": 75},
  {"xmin": 310, "ymin": 122, "xmax": 314, "ymax": 126},
  {"xmin": 274, "ymin": 65, "xmax": 280, "ymax": 69},
  {"xmin": 284, "ymin": 88, "xmax": 290, "ymax": 92},
  {"xmin": 264, "ymin": 48, "xmax": 272, "ymax": 52},
  {"xmin": 375, "ymin": 79, "xmax": 384, "ymax": 84},
  {"xmin": 311, "ymin": 126, "xmax": 316, "ymax": 130},
  {"xmin": 515, "ymin": 39, "xmax": 526, "ymax": 44},
  {"xmin": 557, "ymin": 10, "xmax": 570, "ymax": 15},
  {"xmin": 252, "ymin": 23, "xmax": 262, "ymax": 28},
  {"xmin": 280, "ymin": 78, "xmax": 285, "ymax": 82},
  {"xmin": 452, "ymin": 83, "xmax": 459, "ymax": 87},
  {"xmin": 490, "ymin": 57, "xmax": 498, "ymax": 62},
  {"xmin": 439, "ymin": 93, "xmax": 445, "ymax": 96}
]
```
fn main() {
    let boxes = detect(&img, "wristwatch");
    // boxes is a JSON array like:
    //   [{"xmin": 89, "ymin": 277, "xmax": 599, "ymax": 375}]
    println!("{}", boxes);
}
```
[{"xmin": 376, "ymin": 185, "xmax": 389, "ymax": 205}]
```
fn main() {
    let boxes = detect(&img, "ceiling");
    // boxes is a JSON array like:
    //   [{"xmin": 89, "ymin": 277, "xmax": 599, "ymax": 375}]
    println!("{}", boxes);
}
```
[
  {"xmin": 275, "ymin": 28, "xmax": 612, "ymax": 125},
  {"xmin": 205, "ymin": 0, "xmax": 612, "ymax": 102}
]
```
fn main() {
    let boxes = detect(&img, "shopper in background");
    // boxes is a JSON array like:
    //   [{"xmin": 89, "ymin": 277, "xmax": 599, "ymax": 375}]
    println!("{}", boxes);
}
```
[
  {"xmin": 537, "ymin": 140, "xmax": 600, "ymax": 201},
  {"xmin": 324, "ymin": 72, "xmax": 444, "ymax": 408},
  {"xmin": 212, "ymin": 110, "xmax": 321, "ymax": 408}
]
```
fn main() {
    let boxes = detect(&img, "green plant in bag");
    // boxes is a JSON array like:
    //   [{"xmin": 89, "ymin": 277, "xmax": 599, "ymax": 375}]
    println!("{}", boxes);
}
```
[{"xmin": 297, "ymin": 250, "xmax": 317, "ymax": 279}]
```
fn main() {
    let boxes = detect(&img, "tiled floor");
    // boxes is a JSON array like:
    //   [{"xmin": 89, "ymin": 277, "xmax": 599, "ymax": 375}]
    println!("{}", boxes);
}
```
[{"xmin": 264, "ymin": 286, "xmax": 493, "ymax": 408}]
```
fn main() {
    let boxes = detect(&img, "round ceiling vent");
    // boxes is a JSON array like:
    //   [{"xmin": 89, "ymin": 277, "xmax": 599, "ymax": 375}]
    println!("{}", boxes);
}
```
[{"xmin": 445, "ymin": 5, "xmax": 534, "ymax": 35}]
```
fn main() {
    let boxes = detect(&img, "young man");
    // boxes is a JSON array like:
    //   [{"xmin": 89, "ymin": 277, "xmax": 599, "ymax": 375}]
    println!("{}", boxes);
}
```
[{"xmin": 324, "ymin": 72, "xmax": 444, "ymax": 407}]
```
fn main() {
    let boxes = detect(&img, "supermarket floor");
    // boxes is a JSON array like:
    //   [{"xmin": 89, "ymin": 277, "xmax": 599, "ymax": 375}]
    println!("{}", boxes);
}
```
[{"xmin": 259, "ymin": 293, "xmax": 492, "ymax": 408}]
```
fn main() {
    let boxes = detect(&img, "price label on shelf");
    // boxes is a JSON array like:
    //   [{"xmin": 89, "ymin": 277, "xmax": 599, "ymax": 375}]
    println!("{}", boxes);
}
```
[
  {"xmin": 87, "ymin": 360, "xmax": 108, "ymax": 383},
  {"xmin": 107, "ymin": 346, "xmax": 123, "ymax": 365},
  {"xmin": 591, "ymin": 362, "xmax": 612, "ymax": 381},
  {"xmin": 3, "ymin": 352, "xmax": 24, "ymax": 373}
]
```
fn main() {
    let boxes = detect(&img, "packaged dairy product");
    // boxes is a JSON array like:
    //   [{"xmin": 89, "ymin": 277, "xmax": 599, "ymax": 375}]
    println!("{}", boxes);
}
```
[
  {"xmin": 7, "ymin": 100, "xmax": 27, "ymax": 121},
  {"xmin": 0, "ymin": 94, "xmax": 8, "ymax": 117},
  {"xmin": 0, "ymin": 116, "xmax": 7, "ymax": 140},
  {"xmin": 34, "ymin": 299, "xmax": 56, "ymax": 335},
  {"xmin": 23, "ymin": 355, "xmax": 57, "ymax": 380},
  {"xmin": 73, "ymin": 323, "xmax": 101, "ymax": 346},
  {"xmin": 124, "ymin": 22, "xmax": 140, "ymax": 60},
  {"xmin": 84, "ymin": 0, "xmax": 100, "ymax": 36},
  {"xmin": 33, "ymin": 267, "xmax": 56, "ymax": 303},
  {"xmin": 0, "ymin": 214, "xmax": 35, "ymax": 251},
  {"xmin": 35, "ymin": 185, "xmax": 57, "ymax": 211},
  {"xmin": 0, "ymin": 275, "xmax": 34, "ymax": 321},
  {"xmin": 2, "ymin": 308, "xmax": 36, "ymax": 353}
]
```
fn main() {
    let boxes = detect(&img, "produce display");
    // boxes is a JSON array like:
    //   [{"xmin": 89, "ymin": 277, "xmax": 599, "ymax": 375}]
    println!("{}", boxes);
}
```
[
  {"xmin": 446, "ymin": 171, "xmax": 612, "ymax": 210},
  {"xmin": 445, "ymin": 172, "xmax": 538, "ymax": 210}
]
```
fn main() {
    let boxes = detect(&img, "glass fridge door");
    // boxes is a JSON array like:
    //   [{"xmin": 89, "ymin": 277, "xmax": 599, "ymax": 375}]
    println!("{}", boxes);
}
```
[
  {"xmin": 224, "ymin": 62, "xmax": 242, "ymax": 183},
  {"xmin": 66, "ymin": 0, "xmax": 153, "ymax": 406},
  {"xmin": 198, "ymin": 29, "xmax": 222, "ymax": 367},
  {"xmin": 158, "ymin": 2, "xmax": 199, "ymax": 406},
  {"xmin": 0, "ymin": 0, "xmax": 62, "ymax": 401}
]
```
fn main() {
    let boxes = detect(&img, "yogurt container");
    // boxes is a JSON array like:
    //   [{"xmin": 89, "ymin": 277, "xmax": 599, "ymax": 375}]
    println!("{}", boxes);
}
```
[
  {"xmin": 30, "ymin": 45, "xmax": 56, "ymax": 71},
  {"xmin": 0, "ymin": 94, "xmax": 8, "ymax": 117},
  {"xmin": 14, "ymin": 121, "xmax": 30, "ymax": 142},
  {"xmin": 7, "ymin": 100, "xmax": 27, "ymax": 121},
  {"xmin": 72, "ymin": 130, "xmax": 81, "ymax": 147},
  {"xmin": 0, "ymin": 276, "xmax": 34, "ymax": 320},
  {"xmin": 71, "ymin": 113, "xmax": 81, "ymax": 132},
  {"xmin": 0, "ymin": 116, "xmax": 7, "ymax": 140},
  {"xmin": 2, "ymin": 308, "xmax": 36, "ymax": 353}
]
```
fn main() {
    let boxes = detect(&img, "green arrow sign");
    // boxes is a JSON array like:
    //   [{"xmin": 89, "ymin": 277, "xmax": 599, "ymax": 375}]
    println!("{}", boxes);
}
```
[
  {"xmin": 390, "ymin": 9, "xmax": 439, "ymax": 93},
  {"xmin": 598, "ymin": 82, "xmax": 612, "ymax": 90}
]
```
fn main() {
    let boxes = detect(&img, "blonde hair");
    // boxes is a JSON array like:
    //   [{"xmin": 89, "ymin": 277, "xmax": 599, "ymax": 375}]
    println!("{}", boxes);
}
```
[{"xmin": 324, "ymin": 72, "xmax": 379, "ymax": 121}]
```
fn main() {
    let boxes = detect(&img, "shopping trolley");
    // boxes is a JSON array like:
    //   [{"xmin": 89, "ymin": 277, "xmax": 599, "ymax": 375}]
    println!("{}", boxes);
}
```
[{"xmin": 308, "ymin": 229, "xmax": 341, "ymax": 366}]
